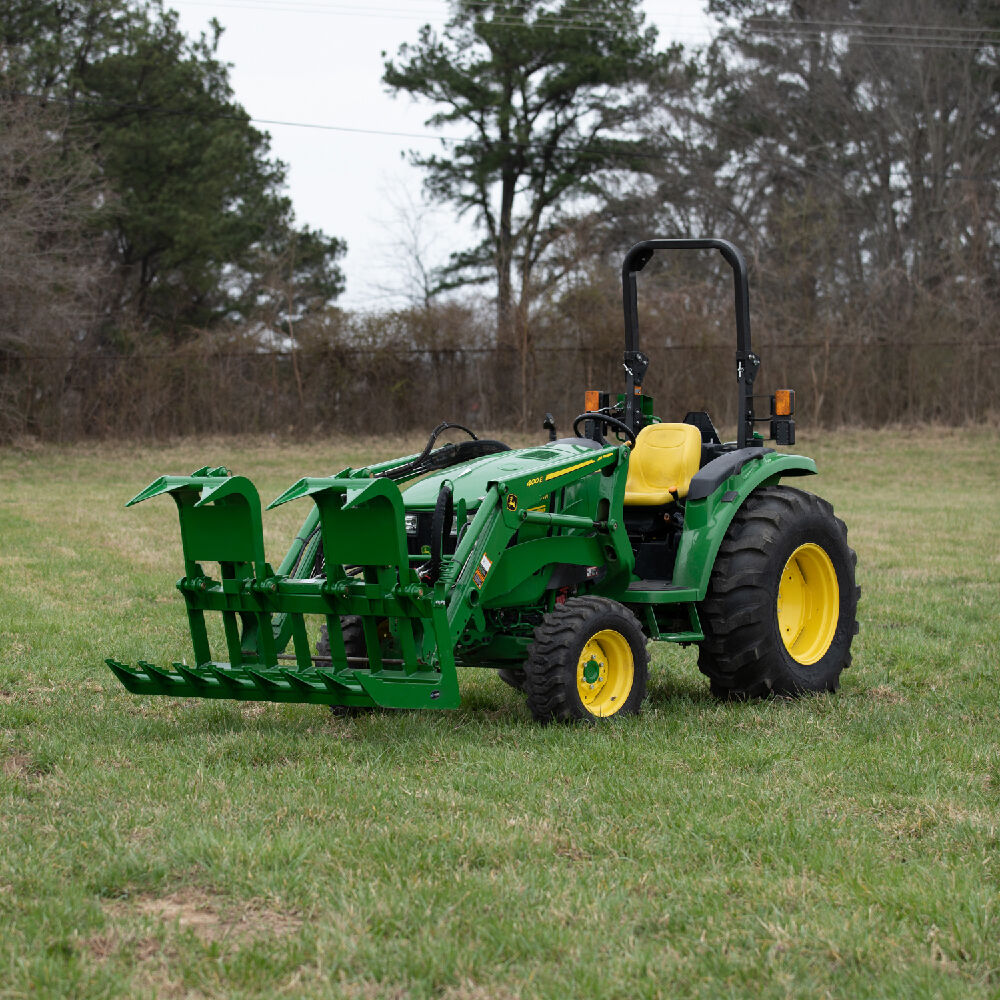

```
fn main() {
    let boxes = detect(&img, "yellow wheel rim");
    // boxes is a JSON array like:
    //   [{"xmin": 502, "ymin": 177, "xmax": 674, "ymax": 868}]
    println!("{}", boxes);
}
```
[
  {"xmin": 776, "ymin": 543, "xmax": 840, "ymax": 665},
  {"xmin": 576, "ymin": 629, "xmax": 633, "ymax": 717}
]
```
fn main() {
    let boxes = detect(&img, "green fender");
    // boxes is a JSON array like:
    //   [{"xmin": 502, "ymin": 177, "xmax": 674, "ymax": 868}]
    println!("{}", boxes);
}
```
[{"xmin": 671, "ymin": 451, "xmax": 817, "ymax": 600}]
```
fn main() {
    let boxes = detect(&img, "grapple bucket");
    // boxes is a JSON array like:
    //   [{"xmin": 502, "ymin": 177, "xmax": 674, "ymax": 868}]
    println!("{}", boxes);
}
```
[{"xmin": 107, "ymin": 469, "xmax": 459, "ymax": 710}]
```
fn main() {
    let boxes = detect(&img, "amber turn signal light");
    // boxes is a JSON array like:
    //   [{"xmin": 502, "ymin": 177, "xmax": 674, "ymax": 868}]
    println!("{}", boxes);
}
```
[{"xmin": 773, "ymin": 389, "xmax": 794, "ymax": 416}]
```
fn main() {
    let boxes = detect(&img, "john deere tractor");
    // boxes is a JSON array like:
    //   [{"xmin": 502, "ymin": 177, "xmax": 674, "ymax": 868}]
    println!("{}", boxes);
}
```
[{"xmin": 107, "ymin": 238, "xmax": 859, "ymax": 722}]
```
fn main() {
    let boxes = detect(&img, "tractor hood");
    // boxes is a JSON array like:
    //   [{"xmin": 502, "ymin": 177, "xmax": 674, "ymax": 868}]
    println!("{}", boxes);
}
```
[{"xmin": 402, "ymin": 438, "xmax": 604, "ymax": 509}]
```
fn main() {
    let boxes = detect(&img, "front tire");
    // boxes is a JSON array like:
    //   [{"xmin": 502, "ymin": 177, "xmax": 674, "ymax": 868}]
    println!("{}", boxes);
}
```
[
  {"xmin": 697, "ymin": 486, "xmax": 859, "ymax": 699},
  {"xmin": 497, "ymin": 668, "xmax": 527, "ymax": 692},
  {"xmin": 524, "ymin": 596, "xmax": 649, "ymax": 723}
]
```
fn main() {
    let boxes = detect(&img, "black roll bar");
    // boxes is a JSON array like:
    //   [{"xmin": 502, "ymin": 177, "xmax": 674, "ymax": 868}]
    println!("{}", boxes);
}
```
[{"xmin": 621, "ymin": 238, "xmax": 760, "ymax": 449}]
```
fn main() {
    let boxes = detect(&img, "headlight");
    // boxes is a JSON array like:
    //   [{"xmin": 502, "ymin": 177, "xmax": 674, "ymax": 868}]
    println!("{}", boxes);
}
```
[{"xmin": 404, "ymin": 514, "xmax": 418, "ymax": 534}]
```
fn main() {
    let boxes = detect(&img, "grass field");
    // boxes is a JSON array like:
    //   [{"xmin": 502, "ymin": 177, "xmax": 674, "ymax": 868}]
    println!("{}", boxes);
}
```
[{"xmin": 1, "ymin": 427, "xmax": 998, "ymax": 999}]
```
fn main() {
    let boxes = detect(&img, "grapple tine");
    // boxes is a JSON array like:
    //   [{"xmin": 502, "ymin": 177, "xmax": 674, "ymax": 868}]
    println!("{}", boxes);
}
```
[
  {"xmin": 243, "ymin": 667, "xmax": 282, "ymax": 691},
  {"xmin": 206, "ymin": 665, "xmax": 249, "ymax": 691},
  {"xmin": 138, "ymin": 660, "xmax": 183, "ymax": 689},
  {"xmin": 278, "ymin": 669, "xmax": 322, "ymax": 694},
  {"xmin": 105, "ymin": 658, "xmax": 150, "ymax": 694},
  {"xmin": 173, "ymin": 662, "xmax": 210, "ymax": 688},
  {"xmin": 315, "ymin": 669, "xmax": 359, "ymax": 693}
]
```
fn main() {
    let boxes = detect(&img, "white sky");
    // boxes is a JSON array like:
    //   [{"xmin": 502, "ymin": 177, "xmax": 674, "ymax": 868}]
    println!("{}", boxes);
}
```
[{"xmin": 169, "ymin": 1, "xmax": 715, "ymax": 310}]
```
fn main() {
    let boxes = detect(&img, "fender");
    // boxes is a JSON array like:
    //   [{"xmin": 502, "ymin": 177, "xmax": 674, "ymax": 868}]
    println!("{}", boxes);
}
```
[{"xmin": 671, "ymin": 451, "xmax": 817, "ymax": 599}]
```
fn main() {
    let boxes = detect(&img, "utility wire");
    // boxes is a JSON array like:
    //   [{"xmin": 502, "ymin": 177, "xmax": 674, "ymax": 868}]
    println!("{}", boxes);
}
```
[
  {"xmin": 12, "ymin": 91, "xmax": 999, "ymax": 183},
  {"xmin": 742, "ymin": 27, "xmax": 999, "ymax": 51},
  {"xmin": 170, "ymin": 0, "xmax": 1000, "ymax": 35},
  {"xmin": 747, "ymin": 15, "xmax": 1000, "ymax": 38},
  {"xmin": 171, "ymin": 0, "xmax": 681, "ymax": 33},
  {"xmin": 168, "ymin": 0, "xmax": 1000, "ymax": 48}
]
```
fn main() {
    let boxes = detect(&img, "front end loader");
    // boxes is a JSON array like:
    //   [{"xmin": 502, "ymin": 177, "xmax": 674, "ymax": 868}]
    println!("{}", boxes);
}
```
[{"xmin": 108, "ymin": 238, "xmax": 859, "ymax": 722}]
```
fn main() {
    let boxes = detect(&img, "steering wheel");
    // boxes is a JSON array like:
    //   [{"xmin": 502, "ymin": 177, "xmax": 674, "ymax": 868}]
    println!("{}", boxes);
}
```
[{"xmin": 572, "ymin": 412, "xmax": 637, "ymax": 447}]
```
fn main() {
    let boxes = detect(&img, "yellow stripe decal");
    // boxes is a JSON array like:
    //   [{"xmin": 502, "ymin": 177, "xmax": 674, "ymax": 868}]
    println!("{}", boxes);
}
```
[{"xmin": 543, "ymin": 452, "xmax": 614, "ymax": 483}]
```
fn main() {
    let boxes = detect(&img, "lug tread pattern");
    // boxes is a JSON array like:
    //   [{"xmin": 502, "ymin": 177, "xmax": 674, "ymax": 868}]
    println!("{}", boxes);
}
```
[
  {"xmin": 317, "ymin": 617, "xmax": 369, "ymax": 717},
  {"xmin": 497, "ymin": 668, "xmax": 527, "ymax": 691},
  {"xmin": 697, "ymin": 486, "xmax": 860, "ymax": 700},
  {"xmin": 316, "ymin": 616, "xmax": 364, "ymax": 664},
  {"xmin": 523, "ymin": 596, "xmax": 649, "ymax": 723}
]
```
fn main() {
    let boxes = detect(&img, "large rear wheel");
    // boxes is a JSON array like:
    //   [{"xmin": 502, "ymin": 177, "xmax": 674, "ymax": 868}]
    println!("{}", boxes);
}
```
[
  {"xmin": 316, "ymin": 617, "xmax": 382, "ymax": 717},
  {"xmin": 697, "ymin": 486, "xmax": 859, "ymax": 699},
  {"xmin": 524, "ymin": 596, "xmax": 649, "ymax": 723}
]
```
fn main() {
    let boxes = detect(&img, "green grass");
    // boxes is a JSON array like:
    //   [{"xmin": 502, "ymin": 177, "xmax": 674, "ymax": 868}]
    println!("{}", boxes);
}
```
[{"xmin": 1, "ymin": 428, "xmax": 998, "ymax": 999}]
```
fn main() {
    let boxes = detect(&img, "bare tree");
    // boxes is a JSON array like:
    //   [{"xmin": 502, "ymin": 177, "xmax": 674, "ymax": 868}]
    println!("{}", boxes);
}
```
[
  {"xmin": 372, "ymin": 178, "xmax": 449, "ymax": 310},
  {"xmin": 0, "ymin": 93, "xmax": 105, "ymax": 353}
]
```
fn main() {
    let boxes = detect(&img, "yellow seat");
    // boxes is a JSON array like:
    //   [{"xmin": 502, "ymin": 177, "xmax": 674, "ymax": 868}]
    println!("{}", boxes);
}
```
[{"xmin": 624, "ymin": 423, "xmax": 702, "ymax": 505}]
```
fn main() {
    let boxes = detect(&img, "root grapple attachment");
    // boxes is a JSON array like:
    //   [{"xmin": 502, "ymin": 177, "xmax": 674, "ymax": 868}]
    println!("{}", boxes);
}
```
[{"xmin": 108, "ymin": 465, "xmax": 459, "ymax": 710}]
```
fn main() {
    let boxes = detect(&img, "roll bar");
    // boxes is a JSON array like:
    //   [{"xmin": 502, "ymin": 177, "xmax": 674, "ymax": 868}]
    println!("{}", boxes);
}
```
[{"xmin": 621, "ymin": 238, "xmax": 760, "ymax": 450}]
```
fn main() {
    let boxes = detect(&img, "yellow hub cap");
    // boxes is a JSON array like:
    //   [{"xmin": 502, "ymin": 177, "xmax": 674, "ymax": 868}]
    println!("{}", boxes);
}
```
[
  {"xmin": 576, "ymin": 629, "xmax": 633, "ymax": 717},
  {"xmin": 776, "ymin": 543, "xmax": 840, "ymax": 665}
]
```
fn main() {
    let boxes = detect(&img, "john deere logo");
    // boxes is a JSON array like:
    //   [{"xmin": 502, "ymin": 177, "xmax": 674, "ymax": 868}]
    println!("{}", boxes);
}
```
[{"xmin": 506, "ymin": 493, "xmax": 518, "ymax": 511}]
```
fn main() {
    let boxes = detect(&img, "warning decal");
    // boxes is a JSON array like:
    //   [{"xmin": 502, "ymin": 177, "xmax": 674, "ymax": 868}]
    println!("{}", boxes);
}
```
[{"xmin": 473, "ymin": 553, "xmax": 492, "ymax": 589}]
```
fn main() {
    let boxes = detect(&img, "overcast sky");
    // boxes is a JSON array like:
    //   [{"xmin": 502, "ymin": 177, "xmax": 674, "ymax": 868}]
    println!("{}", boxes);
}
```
[{"xmin": 169, "ymin": 1, "xmax": 715, "ymax": 310}]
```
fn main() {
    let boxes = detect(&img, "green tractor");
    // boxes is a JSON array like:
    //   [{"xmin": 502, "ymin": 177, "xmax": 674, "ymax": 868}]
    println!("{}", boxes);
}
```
[{"xmin": 107, "ymin": 238, "xmax": 859, "ymax": 722}]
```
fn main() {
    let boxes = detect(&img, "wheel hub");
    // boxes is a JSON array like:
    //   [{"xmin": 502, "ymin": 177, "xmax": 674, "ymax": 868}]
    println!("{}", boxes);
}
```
[
  {"xmin": 576, "ymin": 630, "xmax": 633, "ymax": 717},
  {"xmin": 582, "ymin": 657, "xmax": 602, "ymax": 685},
  {"xmin": 776, "ymin": 542, "xmax": 839, "ymax": 665}
]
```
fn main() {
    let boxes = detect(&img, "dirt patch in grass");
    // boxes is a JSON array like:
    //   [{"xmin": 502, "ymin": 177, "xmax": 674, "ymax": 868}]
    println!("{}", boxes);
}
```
[
  {"xmin": 334, "ymin": 980, "xmax": 410, "ymax": 1000},
  {"xmin": 2, "ymin": 752, "xmax": 35, "ymax": 779},
  {"xmin": 440, "ymin": 982, "xmax": 522, "ymax": 1000},
  {"xmin": 871, "ymin": 684, "xmax": 907, "ymax": 704},
  {"xmin": 102, "ymin": 887, "xmax": 302, "ymax": 946},
  {"xmin": 88, "ymin": 891, "xmax": 303, "ymax": 998}
]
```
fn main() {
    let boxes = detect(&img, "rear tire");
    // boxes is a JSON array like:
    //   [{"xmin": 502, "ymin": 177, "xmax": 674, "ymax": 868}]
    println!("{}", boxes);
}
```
[
  {"xmin": 524, "ymin": 596, "xmax": 649, "ymax": 723},
  {"xmin": 697, "ymin": 486, "xmax": 859, "ymax": 699},
  {"xmin": 316, "ymin": 616, "xmax": 365, "ymax": 665},
  {"xmin": 317, "ymin": 617, "xmax": 371, "ymax": 717},
  {"xmin": 497, "ymin": 668, "xmax": 527, "ymax": 692}
]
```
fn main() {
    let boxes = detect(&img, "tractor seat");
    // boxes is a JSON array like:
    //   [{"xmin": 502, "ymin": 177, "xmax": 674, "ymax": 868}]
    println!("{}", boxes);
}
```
[{"xmin": 624, "ymin": 423, "xmax": 702, "ymax": 505}]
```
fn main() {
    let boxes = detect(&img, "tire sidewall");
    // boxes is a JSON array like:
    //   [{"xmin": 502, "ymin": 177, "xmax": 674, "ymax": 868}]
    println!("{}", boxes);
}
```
[
  {"xmin": 562, "ymin": 602, "xmax": 648, "ymax": 720},
  {"xmin": 761, "ymin": 504, "xmax": 855, "ymax": 692}
]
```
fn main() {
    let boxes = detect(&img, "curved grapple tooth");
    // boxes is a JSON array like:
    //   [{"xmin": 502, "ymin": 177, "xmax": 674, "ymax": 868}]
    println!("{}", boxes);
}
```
[
  {"xmin": 316, "ymin": 669, "xmax": 358, "ymax": 693},
  {"xmin": 243, "ymin": 667, "xmax": 282, "ymax": 691},
  {"xmin": 137, "ymin": 660, "xmax": 183, "ymax": 692},
  {"xmin": 173, "ymin": 663, "xmax": 210, "ymax": 688},
  {"xmin": 278, "ymin": 669, "xmax": 322, "ymax": 693},
  {"xmin": 206, "ymin": 665, "xmax": 249, "ymax": 691}
]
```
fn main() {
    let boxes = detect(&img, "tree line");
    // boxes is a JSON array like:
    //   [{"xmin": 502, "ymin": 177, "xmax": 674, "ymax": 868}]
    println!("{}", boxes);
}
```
[{"xmin": 1, "ymin": 0, "xmax": 997, "ymax": 442}]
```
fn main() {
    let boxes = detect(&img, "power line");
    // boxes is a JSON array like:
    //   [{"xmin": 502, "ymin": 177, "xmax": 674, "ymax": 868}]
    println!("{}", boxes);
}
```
[
  {"xmin": 11, "ymin": 91, "xmax": 1000, "ymax": 183},
  {"xmin": 743, "ymin": 27, "xmax": 999, "ymax": 51},
  {"xmin": 747, "ymin": 16, "xmax": 1000, "ymax": 39},
  {"xmin": 167, "ymin": 0, "xmax": 1000, "ymax": 48},
  {"xmin": 170, "ymin": 0, "xmax": 711, "ymax": 26},
  {"xmin": 12, "ymin": 91, "xmax": 999, "ymax": 183},
  {"xmin": 171, "ymin": 0, "xmax": 696, "ymax": 35}
]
